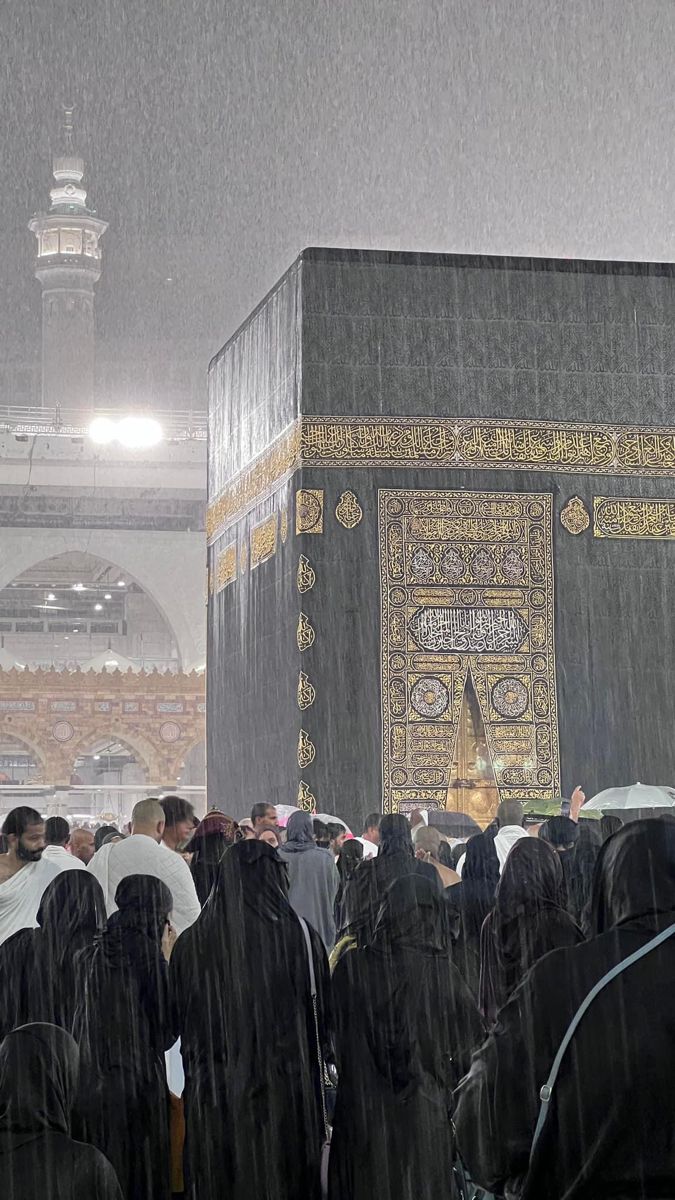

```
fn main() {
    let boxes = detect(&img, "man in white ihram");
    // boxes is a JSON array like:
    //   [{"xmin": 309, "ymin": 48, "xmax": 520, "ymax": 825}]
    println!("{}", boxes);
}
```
[
  {"xmin": 0, "ymin": 807, "xmax": 61, "ymax": 946},
  {"xmin": 88, "ymin": 797, "xmax": 201, "ymax": 934}
]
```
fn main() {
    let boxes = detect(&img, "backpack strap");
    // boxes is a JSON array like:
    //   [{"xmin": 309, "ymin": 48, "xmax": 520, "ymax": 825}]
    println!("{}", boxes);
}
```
[{"xmin": 531, "ymin": 920, "xmax": 675, "ymax": 1159}]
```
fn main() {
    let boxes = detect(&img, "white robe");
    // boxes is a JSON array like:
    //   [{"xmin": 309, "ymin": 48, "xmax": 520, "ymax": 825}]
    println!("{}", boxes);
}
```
[
  {"xmin": 42, "ymin": 844, "xmax": 87, "ymax": 871},
  {"xmin": 87, "ymin": 833, "xmax": 201, "ymax": 934},
  {"xmin": 0, "ymin": 858, "xmax": 61, "ymax": 946},
  {"xmin": 456, "ymin": 824, "xmax": 530, "ymax": 877}
]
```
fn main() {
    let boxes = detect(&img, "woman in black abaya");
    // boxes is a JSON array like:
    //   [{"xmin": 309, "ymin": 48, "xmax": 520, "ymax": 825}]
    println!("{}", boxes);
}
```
[
  {"xmin": 0, "ymin": 1022, "xmax": 122, "ymax": 1199},
  {"xmin": 343, "ymin": 813, "xmax": 439, "ymax": 946},
  {"xmin": 455, "ymin": 817, "xmax": 675, "ymax": 1200},
  {"xmin": 171, "ymin": 838, "xmax": 330, "ymax": 1200},
  {"xmin": 74, "ymin": 874, "xmax": 176, "ymax": 1200},
  {"xmin": 0, "ymin": 871, "xmax": 106, "ymax": 1039},
  {"xmin": 329, "ymin": 875, "xmax": 483, "ymax": 1200},
  {"xmin": 479, "ymin": 836, "xmax": 582, "ymax": 1024},
  {"xmin": 445, "ymin": 832, "xmax": 500, "ymax": 999}
]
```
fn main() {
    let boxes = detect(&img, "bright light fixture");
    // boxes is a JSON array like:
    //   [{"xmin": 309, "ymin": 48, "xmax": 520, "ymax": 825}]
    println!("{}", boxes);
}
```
[
  {"xmin": 117, "ymin": 581, "xmax": 126, "ymax": 588},
  {"xmin": 117, "ymin": 416, "xmax": 163, "ymax": 449},
  {"xmin": 104, "ymin": 593, "xmax": 112, "ymax": 600},
  {"xmin": 47, "ymin": 592, "xmax": 56, "ymax": 602},
  {"xmin": 89, "ymin": 416, "xmax": 117, "ymax": 445},
  {"xmin": 88, "ymin": 415, "xmax": 163, "ymax": 449},
  {"xmin": 73, "ymin": 583, "xmax": 85, "ymax": 592},
  {"xmin": 94, "ymin": 603, "xmax": 103, "ymax": 611}
]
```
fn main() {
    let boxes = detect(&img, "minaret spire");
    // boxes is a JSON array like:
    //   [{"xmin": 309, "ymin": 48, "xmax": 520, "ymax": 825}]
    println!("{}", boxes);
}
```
[{"xmin": 28, "ymin": 107, "xmax": 107, "ymax": 410}]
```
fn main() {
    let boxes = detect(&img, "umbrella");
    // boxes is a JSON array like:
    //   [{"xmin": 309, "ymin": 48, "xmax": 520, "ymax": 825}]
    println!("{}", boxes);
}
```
[
  {"xmin": 314, "ymin": 813, "xmax": 351, "ymax": 833},
  {"xmin": 583, "ymin": 783, "xmax": 675, "ymax": 812},
  {"xmin": 427, "ymin": 810, "xmax": 481, "ymax": 839}
]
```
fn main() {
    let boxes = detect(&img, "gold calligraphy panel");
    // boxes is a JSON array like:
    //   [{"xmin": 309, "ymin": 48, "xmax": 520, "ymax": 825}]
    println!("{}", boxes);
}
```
[
  {"xmin": 593, "ymin": 497, "xmax": 675, "ymax": 539},
  {"xmin": 207, "ymin": 416, "xmax": 675, "ymax": 543},
  {"xmin": 379, "ymin": 490, "xmax": 560, "ymax": 816}
]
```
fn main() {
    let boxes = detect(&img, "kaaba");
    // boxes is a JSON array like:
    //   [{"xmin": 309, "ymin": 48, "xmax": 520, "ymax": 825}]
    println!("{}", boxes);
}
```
[{"xmin": 207, "ymin": 249, "xmax": 675, "ymax": 831}]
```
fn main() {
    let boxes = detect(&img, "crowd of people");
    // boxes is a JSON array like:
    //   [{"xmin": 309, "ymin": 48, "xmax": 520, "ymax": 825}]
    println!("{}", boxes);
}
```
[{"xmin": 0, "ymin": 790, "xmax": 673, "ymax": 1199}]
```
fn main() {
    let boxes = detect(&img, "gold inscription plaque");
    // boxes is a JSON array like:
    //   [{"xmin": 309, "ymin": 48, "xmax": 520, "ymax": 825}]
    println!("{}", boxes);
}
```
[
  {"xmin": 593, "ymin": 497, "xmax": 675, "ymax": 539},
  {"xmin": 250, "ymin": 514, "xmax": 277, "ymax": 569}
]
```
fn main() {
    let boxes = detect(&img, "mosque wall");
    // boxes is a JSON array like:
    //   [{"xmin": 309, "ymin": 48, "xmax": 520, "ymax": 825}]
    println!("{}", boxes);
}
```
[{"xmin": 207, "ymin": 250, "xmax": 675, "ymax": 830}]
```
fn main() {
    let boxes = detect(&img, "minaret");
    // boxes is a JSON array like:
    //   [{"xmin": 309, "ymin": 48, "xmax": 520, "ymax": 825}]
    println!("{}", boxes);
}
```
[{"xmin": 28, "ymin": 108, "xmax": 107, "ymax": 411}]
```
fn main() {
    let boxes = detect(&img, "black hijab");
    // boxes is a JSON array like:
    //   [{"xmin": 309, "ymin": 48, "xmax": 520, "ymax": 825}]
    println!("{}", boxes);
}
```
[
  {"xmin": 37, "ymin": 871, "xmax": 107, "ymax": 966},
  {"xmin": 456, "ymin": 832, "xmax": 500, "ymax": 938},
  {"xmin": 480, "ymin": 837, "xmax": 582, "ymax": 1022},
  {"xmin": 93, "ymin": 875, "xmax": 172, "ymax": 974},
  {"xmin": 0, "ymin": 873, "xmax": 107, "ymax": 1037},
  {"xmin": 567, "ymin": 820, "xmax": 602, "ymax": 933},
  {"xmin": 344, "ymin": 813, "xmax": 437, "ymax": 946},
  {"xmin": 0, "ymin": 1023, "xmax": 78, "ymax": 1152},
  {"xmin": 379, "ymin": 813, "xmax": 415, "ymax": 858},
  {"xmin": 206, "ymin": 837, "xmax": 294, "ymax": 926},
  {"xmin": 591, "ymin": 816, "xmax": 675, "ymax": 934},
  {"xmin": 362, "ymin": 876, "xmax": 452, "ymax": 1092}
]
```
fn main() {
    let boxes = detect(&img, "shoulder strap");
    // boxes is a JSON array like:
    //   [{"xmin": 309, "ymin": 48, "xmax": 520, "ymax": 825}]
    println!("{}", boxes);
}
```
[
  {"xmin": 298, "ymin": 917, "xmax": 329, "ymax": 1140},
  {"xmin": 299, "ymin": 916, "xmax": 317, "ymax": 998},
  {"xmin": 531, "ymin": 920, "xmax": 675, "ymax": 1159}
]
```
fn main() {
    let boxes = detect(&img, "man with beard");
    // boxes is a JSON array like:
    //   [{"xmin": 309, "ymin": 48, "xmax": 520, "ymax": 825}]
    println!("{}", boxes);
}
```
[{"xmin": 0, "ymin": 807, "xmax": 60, "ymax": 945}]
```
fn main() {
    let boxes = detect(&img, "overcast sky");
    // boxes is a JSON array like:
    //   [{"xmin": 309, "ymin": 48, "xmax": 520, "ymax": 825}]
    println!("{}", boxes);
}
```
[{"xmin": 4, "ymin": 0, "xmax": 674, "ymax": 381}]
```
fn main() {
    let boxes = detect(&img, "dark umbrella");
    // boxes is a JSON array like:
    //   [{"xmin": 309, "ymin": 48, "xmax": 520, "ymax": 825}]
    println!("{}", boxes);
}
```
[{"xmin": 427, "ymin": 811, "xmax": 481, "ymax": 839}]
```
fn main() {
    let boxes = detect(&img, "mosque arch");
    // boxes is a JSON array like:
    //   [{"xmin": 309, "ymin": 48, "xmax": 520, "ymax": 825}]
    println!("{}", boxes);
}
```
[
  {"xmin": 0, "ymin": 529, "xmax": 205, "ymax": 670},
  {"xmin": 69, "ymin": 725, "xmax": 161, "ymax": 784},
  {"xmin": 0, "ymin": 724, "xmax": 51, "ymax": 782}
]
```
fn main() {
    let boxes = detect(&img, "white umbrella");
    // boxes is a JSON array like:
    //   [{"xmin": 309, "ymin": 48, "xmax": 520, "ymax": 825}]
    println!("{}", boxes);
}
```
[{"xmin": 583, "ymin": 783, "xmax": 675, "ymax": 811}]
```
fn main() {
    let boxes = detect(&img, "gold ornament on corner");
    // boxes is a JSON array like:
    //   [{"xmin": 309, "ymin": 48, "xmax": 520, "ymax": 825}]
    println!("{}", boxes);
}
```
[
  {"xmin": 296, "ymin": 554, "xmax": 316, "ymax": 594},
  {"xmin": 297, "ymin": 729, "xmax": 316, "ymax": 769},
  {"xmin": 280, "ymin": 508, "xmax": 289, "ymax": 544},
  {"xmin": 335, "ymin": 489, "xmax": 363, "ymax": 529},
  {"xmin": 560, "ymin": 496, "xmax": 590, "ymax": 535},
  {"xmin": 297, "ymin": 780, "xmax": 316, "ymax": 812},
  {"xmin": 297, "ymin": 671, "xmax": 316, "ymax": 710},
  {"xmin": 296, "ymin": 488, "xmax": 324, "ymax": 534},
  {"xmin": 296, "ymin": 612, "xmax": 316, "ymax": 652}
]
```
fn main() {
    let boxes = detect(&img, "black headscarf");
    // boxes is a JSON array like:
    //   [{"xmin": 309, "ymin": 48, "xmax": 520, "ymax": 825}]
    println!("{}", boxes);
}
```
[
  {"xmin": 539, "ymin": 816, "xmax": 579, "ymax": 849},
  {"xmin": 591, "ymin": 816, "xmax": 675, "ymax": 934},
  {"xmin": 94, "ymin": 826, "xmax": 120, "ymax": 852},
  {"xmin": 362, "ymin": 876, "xmax": 452, "ymax": 1092},
  {"xmin": 379, "ymin": 813, "xmax": 414, "ymax": 858},
  {"xmin": 480, "ymin": 837, "xmax": 582, "ymax": 1022},
  {"xmin": 454, "ymin": 832, "xmax": 501, "ymax": 941},
  {"xmin": 567, "ymin": 820, "xmax": 602, "ymax": 933},
  {"xmin": 343, "ymin": 814, "xmax": 438, "ymax": 946},
  {"xmin": 337, "ymin": 838, "xmax": 363, "ymax": 883},
  {"xmin": 0, "ymin": 873, "xmax": 107, "ymax": 1038},
  {"xmin": 93, "ymin": 875, "xmax": 172, "ymax": 975},
  {"xmin": 0, "ymin": 1023, "xmax": 78, "ymax": 1151},
  {"xmin": 37, "ymin": 871, "xmax": 107, "ymax": 967}
]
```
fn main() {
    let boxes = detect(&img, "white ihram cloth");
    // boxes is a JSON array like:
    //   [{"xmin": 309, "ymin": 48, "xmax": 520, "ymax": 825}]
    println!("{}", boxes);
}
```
[
  {"xmin": 456, "ymin": 825, "xmax": 530, "ymax": 878},
  {"xmin": 88, "ymin": 833, "xmax": 201, "ymax": 934},
  {"xmin": 0, "ymin": 858, "xmax": 61, "ymax": 946},
  {"xmin": 42, "ymin": 844, "xmax": 87, "ymax": 871}
]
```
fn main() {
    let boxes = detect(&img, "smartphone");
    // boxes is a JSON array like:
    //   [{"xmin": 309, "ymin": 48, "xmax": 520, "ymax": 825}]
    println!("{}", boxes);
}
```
[{"xmin": 560, "ymin": 798, "xmax": 571, "ymax": 817}]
